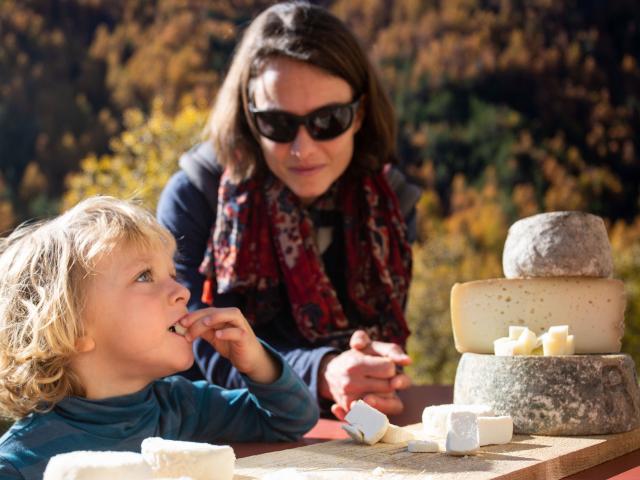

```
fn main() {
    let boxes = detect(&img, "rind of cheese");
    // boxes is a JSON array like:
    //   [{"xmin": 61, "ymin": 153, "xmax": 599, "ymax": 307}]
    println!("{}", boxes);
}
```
[
  {"xmin": 478, "ymin": 416, "xmax": 513, "ymax": 446},
  {"xmin": 451, "ymin": 277, "xmax": 625, "ymax": 354},
  {"xmin": 502, "ymin": 211, "xmax": 613, "ymax": 278},
  {"xmin": 43, "ymin": 451, "xmax": 152, "ymax": 480},
  {"xmin": 341, "ymin": 424, "xmax": 364, "ymax": 443},
  {"xmin": 422, "ymin": 404, "xmax": 493, "ymax": 438},
  {"xmin": 141, "ymin": 437, "xmax": 235, "ymax": 480},
  {"xmin": 380, "ymin": 424, "xmax": 415, "ymax": 444},
  {"xmin": 454, "ymin": 353, "xmax": 640, "ymax": 435},
  {"xmin": 445, "ymin": 411, "xmax": 479, "ymax": 455},
  {"xmin": 407, "ymin": 439, "xmax": 439, "ymax": 453},
  {"xmin": 344, "ymin": 400, "xmax": 389, "ymax": 445}
]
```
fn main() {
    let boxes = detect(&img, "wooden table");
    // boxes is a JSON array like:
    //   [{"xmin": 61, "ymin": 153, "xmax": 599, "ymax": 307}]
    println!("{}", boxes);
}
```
[{"xmin": 231, "ymin": 385, "xmax": 640, "ymax": 479}]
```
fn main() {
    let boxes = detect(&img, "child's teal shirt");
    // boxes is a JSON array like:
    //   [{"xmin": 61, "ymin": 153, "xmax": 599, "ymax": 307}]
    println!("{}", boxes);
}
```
[{"xmin": 0, "ymin": 349, "xmax": 319, "ymax": 479}]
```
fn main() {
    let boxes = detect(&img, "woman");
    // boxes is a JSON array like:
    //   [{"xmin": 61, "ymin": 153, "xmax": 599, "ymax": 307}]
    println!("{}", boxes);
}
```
[{"xmin": 157, "ymin": 1, "xmax": 421, "ymax": 419}]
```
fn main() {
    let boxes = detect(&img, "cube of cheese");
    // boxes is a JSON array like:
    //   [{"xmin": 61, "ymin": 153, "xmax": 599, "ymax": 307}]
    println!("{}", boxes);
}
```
[
  {"xmin": 513, "ymin": 328, "xmax": 538, "ymax": 354},
  {"xmin": 445, "ymin": 411, "xmax": 479, "ymax": 455},
  {"xmin": 380, "ymin": 424, "xmax": 415, "ymax": 444},
  {"xmin": 509, "ymin": 325, "xmax": 526, "ymax": 340},
  {"xmin": 43, "ymin": 451, "xmax": 152, "ymax": 480},
  {"xmin": 494, "ymin": 337, "xmax": 517, "ymax": 356},
  {"xmin": 141, "ymin": 437, "xmax": 235, "ymax": 480},
  {"xmin": 344, "ymin": 400, "xmax": 389, "ymax": 445},
  {"xmin": 547, "ymin": 325, "xmax": 569, "ymax": 342},
  {"xmin": 422, "ymin": 404, "xmax": 493, "ymax": 438},
  {"xmin": 407, "ymin": 439, "xmax": 439, "ymax": 453},
  {"xmin": 478, "ymin": 416, "xmax": 513, "ymax": 446}
]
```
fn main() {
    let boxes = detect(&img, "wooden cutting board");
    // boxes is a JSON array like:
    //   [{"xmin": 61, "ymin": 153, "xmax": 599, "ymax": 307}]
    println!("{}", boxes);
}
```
[{"xmin": 233, "ymin": 425, "xmax": 640, "ymax": 479}]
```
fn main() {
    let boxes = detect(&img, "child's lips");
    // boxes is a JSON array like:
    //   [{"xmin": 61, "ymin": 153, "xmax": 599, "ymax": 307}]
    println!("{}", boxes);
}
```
[{"xmin": 168, "ymin": 314, "xmax": 188, "ymax": 336}]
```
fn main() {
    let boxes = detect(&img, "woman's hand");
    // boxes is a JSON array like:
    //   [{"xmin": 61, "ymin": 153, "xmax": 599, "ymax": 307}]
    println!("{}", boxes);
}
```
[
  {"xmin": 180, "ymin": 307, "xmax": 280, "ymax": 384},
  {"xmin": 318, "ymin": 330, "xmax": 412, "ymax": 420}
]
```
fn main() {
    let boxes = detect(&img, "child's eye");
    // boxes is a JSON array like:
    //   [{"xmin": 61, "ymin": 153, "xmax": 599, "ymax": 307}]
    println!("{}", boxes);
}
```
[{"xmin": 136, "ymin": 269, "xmax": 153, "ymax": 282}]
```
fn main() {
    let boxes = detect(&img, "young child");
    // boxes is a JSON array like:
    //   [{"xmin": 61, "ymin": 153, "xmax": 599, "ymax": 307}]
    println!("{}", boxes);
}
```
[{"xmin": 0, "ymin": 196, "xmax": 319, "ymax": 479}]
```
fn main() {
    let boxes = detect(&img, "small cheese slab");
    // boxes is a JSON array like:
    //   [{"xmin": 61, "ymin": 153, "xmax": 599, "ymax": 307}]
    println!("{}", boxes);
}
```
[
  {"xmin": 344, "ymin": 400, "xmax": 390, "ymax": 445},
  {"xmin": 422, "ymin": 404, "xmax": 493, "ymax": 438},
  {"xmin": 445, "ymin": 411, "xmax": 479, "ymax": 455},
  {"xmin": 454, "ymin": 353, "xmax": 640, "ymax": 435},
  {"xmin": 141, "ymin": 437, "xmax": 235, "ymax": 480},
  {"xmin": 407, "ymin": 439, "xmax": 439, "ymax": 453},
  {"xmin": 451, "ymin": 277, "xmax": 625, "ymax": 354},
  {"xmin": 380, "ymin": 424, "xmax": 415, "ymax": 444},
  {"xmin": 502, "ymin": 211, "xmax": 613, "ymax": 278},
  {"xmin": 478, "ymin": 416, "xmax": 513, "ymax": 445},
  {"xmin": 43, "ymin": 451, "xmax": 152, "ymax": 480}
]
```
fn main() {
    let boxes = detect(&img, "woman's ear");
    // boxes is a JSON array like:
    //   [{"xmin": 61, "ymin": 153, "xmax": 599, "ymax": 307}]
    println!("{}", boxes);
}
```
[
  {"xmin": 75, "ymin": 335, "xmax": 96, "ymax": 353},
  {"xmin": 353, "ymin": 95, "xmax": 366, "ymax": 133}
]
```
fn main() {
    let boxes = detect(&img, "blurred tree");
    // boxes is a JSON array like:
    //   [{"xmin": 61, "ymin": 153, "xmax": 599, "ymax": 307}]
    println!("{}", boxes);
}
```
[{"xmin": 63, "ymin": 98, "xmax": 208, "ymax": 212}]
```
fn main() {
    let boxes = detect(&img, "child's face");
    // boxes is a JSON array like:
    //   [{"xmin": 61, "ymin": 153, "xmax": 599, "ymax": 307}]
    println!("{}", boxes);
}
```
[{"xmin": 81, "ymin": 239, "xmax": 193, "ymax": 389}]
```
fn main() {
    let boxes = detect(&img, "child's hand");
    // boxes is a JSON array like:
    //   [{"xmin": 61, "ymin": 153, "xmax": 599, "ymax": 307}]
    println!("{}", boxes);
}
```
[{"xmin": 180, "ymin": 308, "xmax": 280, "ymax": 384}]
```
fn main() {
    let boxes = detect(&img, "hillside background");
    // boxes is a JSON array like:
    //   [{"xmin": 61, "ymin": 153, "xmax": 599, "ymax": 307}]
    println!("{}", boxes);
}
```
[{"xmin": 2, "ymin": 0, "xmax": 640, "ymax": 384}]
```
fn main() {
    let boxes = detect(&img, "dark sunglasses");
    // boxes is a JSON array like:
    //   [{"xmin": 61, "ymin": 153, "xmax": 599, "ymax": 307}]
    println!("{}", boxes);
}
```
[{"xmin": 249, "ymin": 97, "xmax": 361, "ymax": 143}]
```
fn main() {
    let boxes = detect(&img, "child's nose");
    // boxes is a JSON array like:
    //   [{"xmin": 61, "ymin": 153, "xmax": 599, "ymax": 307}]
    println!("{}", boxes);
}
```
[{"xmin": 170, "ymin": 280, "xmax": 190, "ymax": 305}]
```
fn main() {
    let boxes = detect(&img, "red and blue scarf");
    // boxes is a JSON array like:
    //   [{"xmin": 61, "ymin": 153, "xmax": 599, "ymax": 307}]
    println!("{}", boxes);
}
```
[{"xmin": 199, "ymin": 169, "xmax": 412, "ymax": 347}]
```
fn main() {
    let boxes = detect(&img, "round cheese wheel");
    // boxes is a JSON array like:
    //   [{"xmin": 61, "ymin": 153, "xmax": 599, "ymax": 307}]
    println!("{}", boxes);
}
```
[
  {"xmin": 502, "ymin": 211, "xmax": 613, "ymax": 278},
  {"xmin": 454, "ymin": 353, "xmax": 640, "ymax": 435}
]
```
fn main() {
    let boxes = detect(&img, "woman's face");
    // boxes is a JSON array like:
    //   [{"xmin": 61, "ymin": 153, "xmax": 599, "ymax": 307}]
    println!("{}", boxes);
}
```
[{"xmin": 251, "ymin": 57, "xmax": 363, "ymax": 205}]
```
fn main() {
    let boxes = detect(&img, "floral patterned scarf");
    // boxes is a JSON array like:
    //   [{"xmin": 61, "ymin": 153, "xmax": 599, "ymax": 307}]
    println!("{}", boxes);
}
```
[{"xmin": 199, "ymin": 169, "xmax": 412, "ymax": 347}]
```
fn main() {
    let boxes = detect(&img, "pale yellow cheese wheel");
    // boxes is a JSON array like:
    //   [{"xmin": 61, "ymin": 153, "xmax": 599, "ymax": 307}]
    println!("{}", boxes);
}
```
[{"xmin": 450, "ymin": 277, "xmax": 625, "ymax": 354}]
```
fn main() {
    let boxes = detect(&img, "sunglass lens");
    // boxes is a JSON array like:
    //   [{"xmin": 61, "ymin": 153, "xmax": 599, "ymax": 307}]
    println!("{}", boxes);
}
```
[
  {"xmin": 308, "ymin": 105, "xmax": 353, "ymax": 140},
  {"xmin": 255, "ymin": 112, "xmax": 297, "ymax": 142}
]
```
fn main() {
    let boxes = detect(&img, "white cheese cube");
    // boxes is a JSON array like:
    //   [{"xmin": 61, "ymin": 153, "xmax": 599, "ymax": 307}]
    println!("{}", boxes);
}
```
[
  {"xmin": 380, "ymin": 424, "xmax": 415, "ymax": 444},
  {"xmin": 547, "ymin": 325, "xmax": 569, "ymax": 342},
  {"xmin": 513, "ymin": 328, "xmax": 537, "ymax": 354},
  {"xmin": 445, "ymin": 411, "xmax": 479, "ymax": 455},
  {"xmin": 543, "ymin": 334, "xmax": 566, "ymax": 356},
  {"xmin": 344, "ymin": 400, "xmax": 389, "ymax": 445},
  {"xmin": 407, "ymin": 439, "xmax": 439, "ymax": 453},
  {"xmin": 478, "ymin": 416, "xmax": 513, "ymax": 446},
  {"xmin": 508, "ymin": 326, "xmax": 526, "ymax": 340},
  {"xmin": 422, "ymin": 404, "xmax": 493, "ymax": 438},
  {"xmin": 494, "ymin": 337, "xmax": 517, "ymax": 356},
  {"xmin": 566, "ymin": 334, "xmax": 575, "ymax": 354},
  {"xmin": 43, "ymin": 451, "xmax": 152, "ymax": 480},
  {"xmin": 141, "ymin": 437, "xmax": 235, "ymax": 480}
]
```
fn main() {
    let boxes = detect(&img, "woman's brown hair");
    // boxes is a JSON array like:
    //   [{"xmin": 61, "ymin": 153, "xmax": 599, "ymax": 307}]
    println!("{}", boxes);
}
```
[{"xmin": 206, "ymin": 1, "xmax": 397, "ymax": 180}]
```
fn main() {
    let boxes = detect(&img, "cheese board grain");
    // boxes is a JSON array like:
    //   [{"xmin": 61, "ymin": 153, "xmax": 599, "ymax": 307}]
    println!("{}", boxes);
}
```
[{"xmin": 233, "ymin": 425, "xmax": 640, "ymax": 479}]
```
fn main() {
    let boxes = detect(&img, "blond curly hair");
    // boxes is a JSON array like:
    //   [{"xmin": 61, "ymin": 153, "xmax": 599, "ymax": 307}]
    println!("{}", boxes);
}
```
[{"xmin": 0, "ymin": 196, "xmax": 175, "ymax": 419}]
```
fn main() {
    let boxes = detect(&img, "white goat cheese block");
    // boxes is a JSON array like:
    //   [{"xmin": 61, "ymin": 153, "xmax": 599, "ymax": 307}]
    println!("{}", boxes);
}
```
[
  {"xmin": 502, "ymin": 211, "xmax": 613, "ymax": 278},
  {"xmin": 478, "ymin": 416, "xmax": 513, "ymax": 445},
  {"xmin": 344, "ymin": 400, "xmax": 390, "ymax": 445},
  {"xmin": 141, "ymin": 437, "xmax": 235, "ymax": 480},
  {"xmin": 422, "ymin": 404, "xmax": 493, "ymax": 438},
  {"xmin": 445, "ymin": 411, "xmax": 479, "ymax": 455},
  {"xmin": 43, "ymin": 451, "xmax": 151, "ymax": 480},
  {"xmin": 451, "ymin": 277, "xmax": 625, "ymax": 354},
  {"xmin": 407, "ymin": 439, "xmax": 439, "ymax": 453},
  {"xmin": 454, "ymin": 352, "xmax": 640, "ymax": 435},
  {"xmin": 380, "ymin": 424, "xmax": 415, "ymax": 444},
  {"xmin": 494, "ymin": 337, "xmax": 517, "ymax": 356}
]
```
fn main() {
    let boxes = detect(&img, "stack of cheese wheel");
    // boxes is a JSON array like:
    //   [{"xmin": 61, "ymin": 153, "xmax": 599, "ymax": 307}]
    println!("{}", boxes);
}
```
[{"xmin": 451, "ymin": 211, "xmax": 640, "ymax": 435}]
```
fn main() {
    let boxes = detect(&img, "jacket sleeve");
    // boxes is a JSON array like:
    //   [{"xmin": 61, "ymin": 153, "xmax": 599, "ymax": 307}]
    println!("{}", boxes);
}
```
[{"xmin": 166, "ymin": 344, "xmax": 320, "ymax": 443}]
